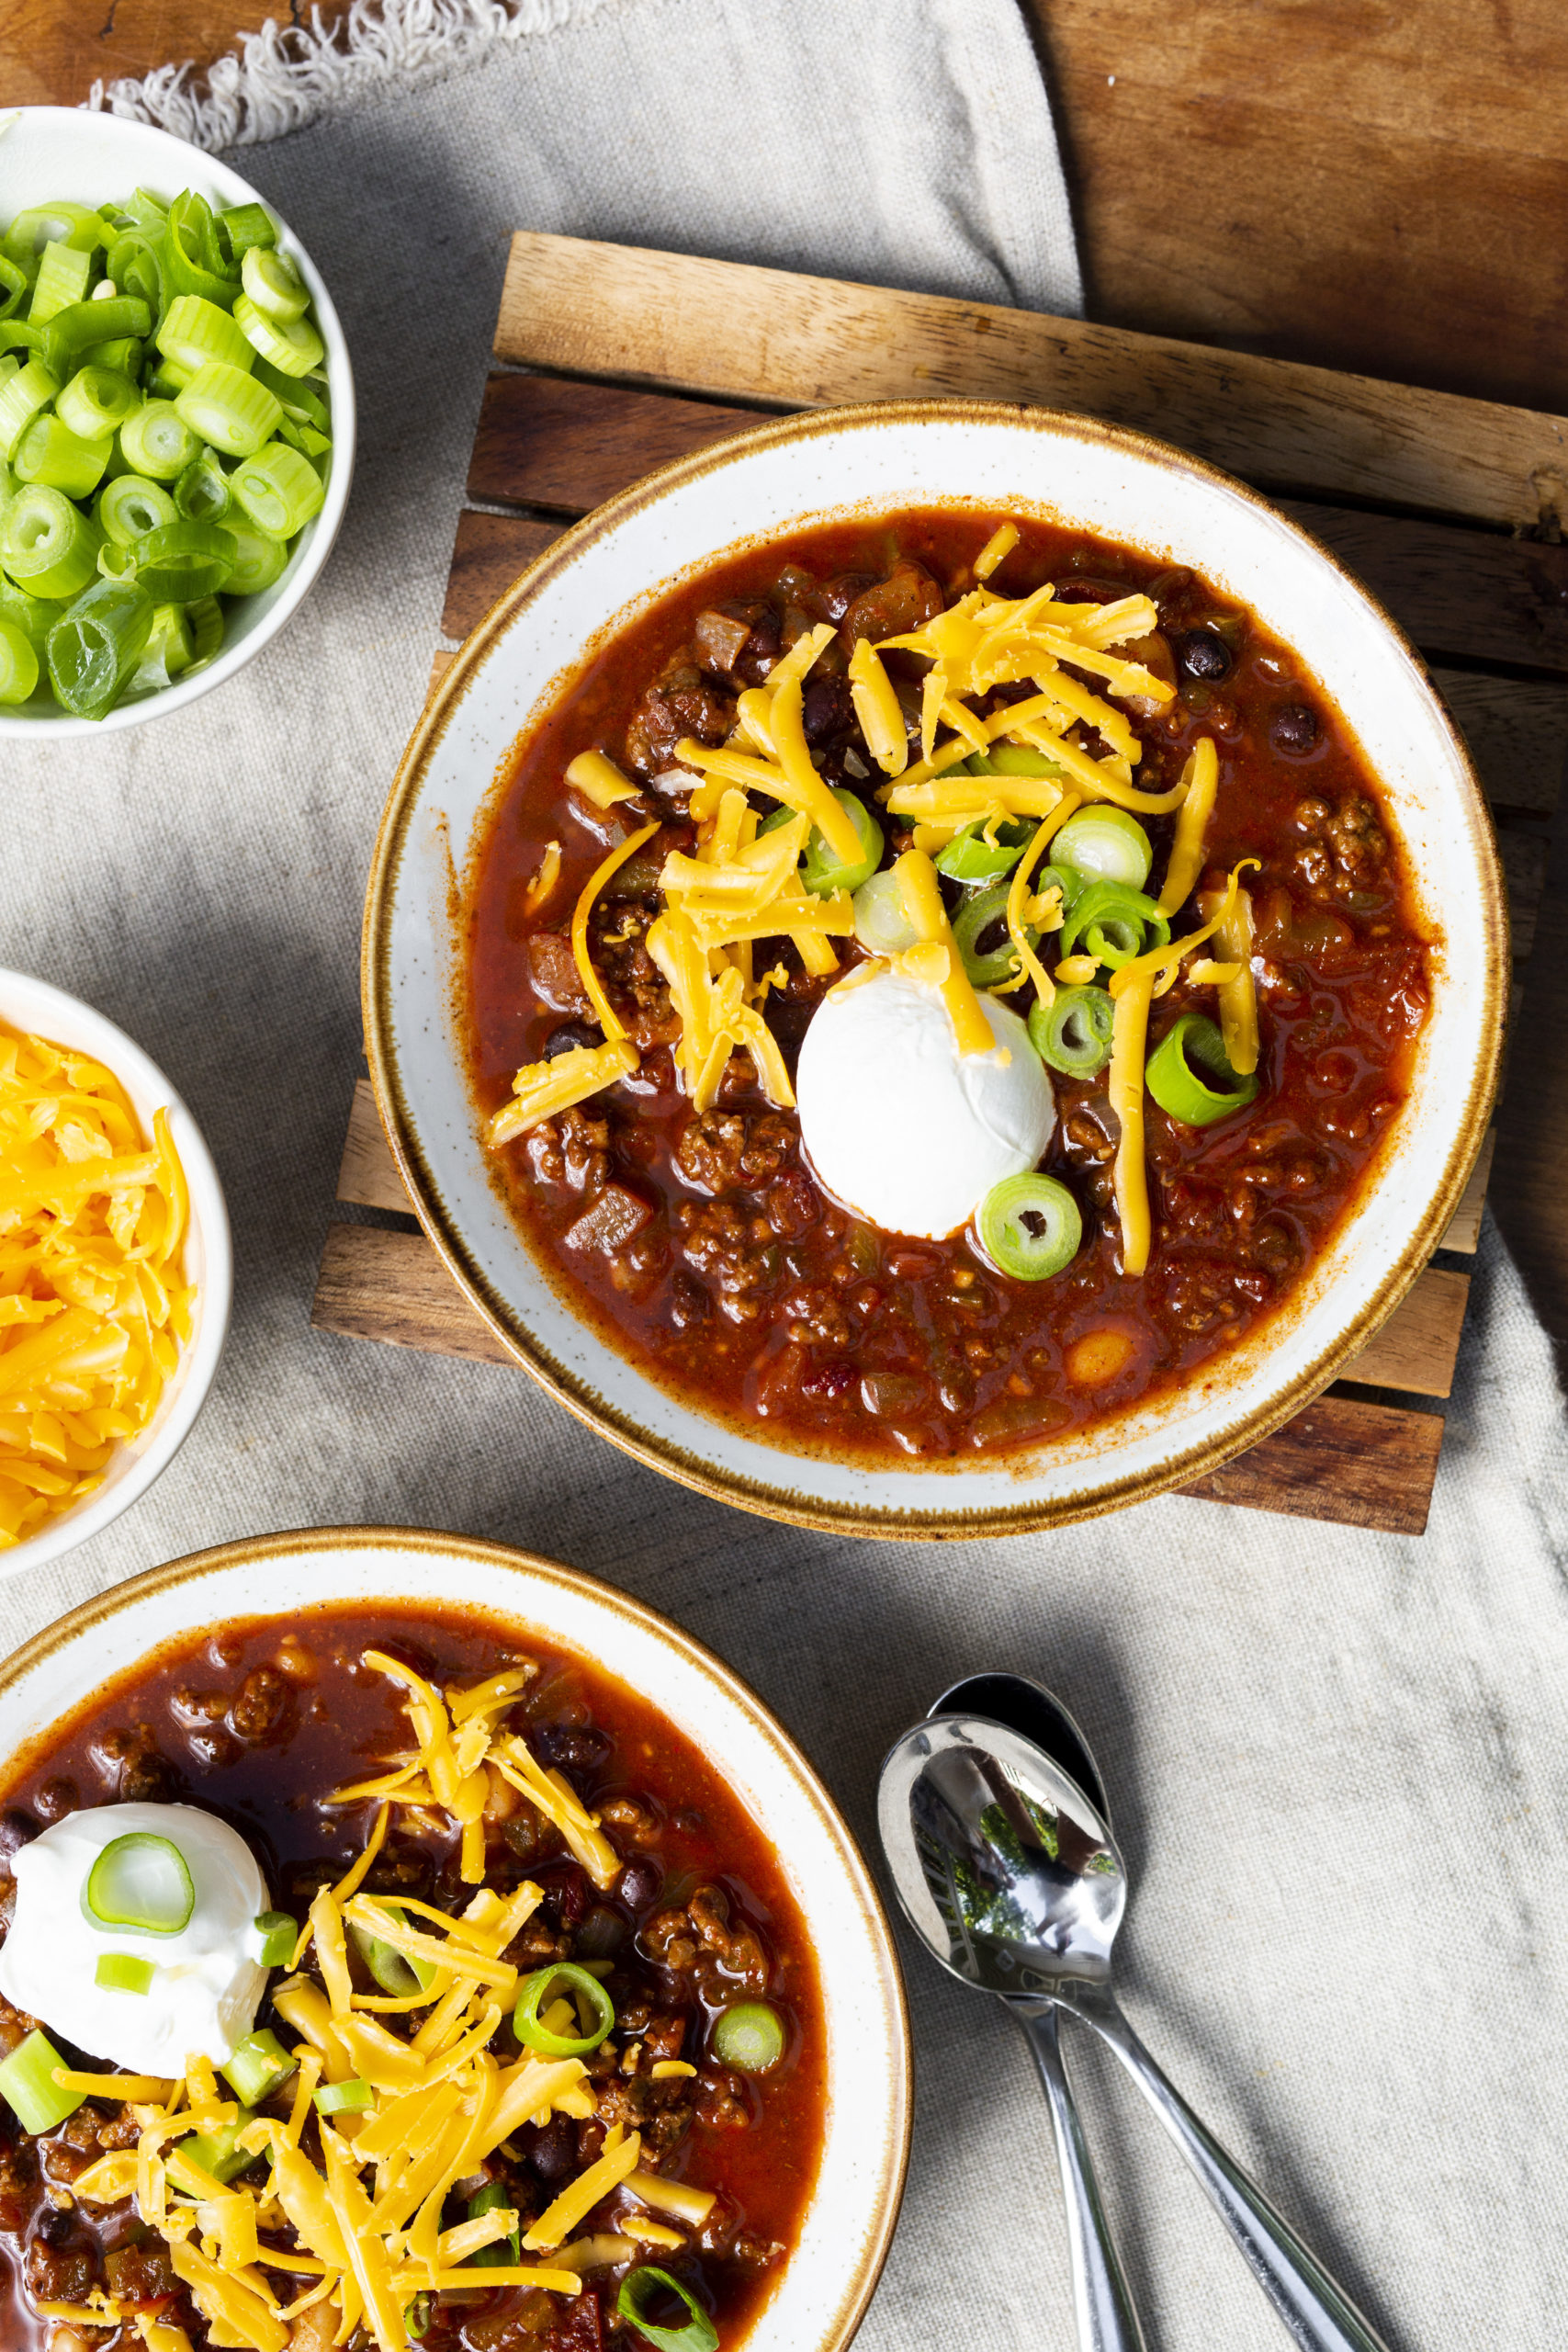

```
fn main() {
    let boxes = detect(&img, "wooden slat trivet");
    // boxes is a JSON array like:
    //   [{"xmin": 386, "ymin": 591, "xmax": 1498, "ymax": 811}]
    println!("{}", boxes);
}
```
[{"xmin": 321, "ymin": 236, "xmax": 1568, "ymax": 1538}]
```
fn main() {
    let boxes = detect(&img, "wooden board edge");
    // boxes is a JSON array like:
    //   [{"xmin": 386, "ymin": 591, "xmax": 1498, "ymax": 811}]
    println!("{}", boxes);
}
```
[{"xmin": 1179, "ymin": 1392, "xmax": 1444, "ymax": 1534}]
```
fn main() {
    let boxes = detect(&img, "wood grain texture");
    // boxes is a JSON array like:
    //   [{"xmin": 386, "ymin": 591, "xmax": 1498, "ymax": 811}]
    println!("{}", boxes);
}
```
[
  {"xmin": 1024, "ymin": 0, "xmax": 1568, "ymax": 420},
  {"xmin": 1180, "ymin": 1391, "xmax": 1445, "ymax": 1533},
  {"xmin": 335, "ymin": 1079, "xmax": 414, "ymax": 1214},
  {"xmin": 441, "ymin": 510, "xmax": 561, "ymax": 641},
  {"xmin": 1498, "ymin": 828, "xmax": 1550, "ymax": 961},
  {"xmin": 494, "ymin": 235, "xmax": 1568, "ymax": 534},
  {"xmin": 312, "ymin": 1223, "xmax": 513, "ymax": 1366},
  {"xmin": 457, "ymin": 374, "xmax": 1568, "ymax": 679},
  {"xmin": 1438, "ymin": 1130, "xmax": 1495, "ymax": 1258},
  {"xmin": 1429, "ymin": 674, "xmax": 1567, "ymax": 818}
]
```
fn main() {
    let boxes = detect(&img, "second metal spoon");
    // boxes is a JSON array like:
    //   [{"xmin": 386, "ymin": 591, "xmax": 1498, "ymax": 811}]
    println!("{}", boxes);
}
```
[{"xmin": 928, "ymin": 1674, "xmax": 1147, "ymax": 2352}]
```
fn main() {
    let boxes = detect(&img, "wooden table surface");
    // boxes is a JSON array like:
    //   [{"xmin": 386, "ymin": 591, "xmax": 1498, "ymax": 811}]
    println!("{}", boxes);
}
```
[{"xmin": 9, "ymin": 0, "xmax": 1568, "ymax": 1370}]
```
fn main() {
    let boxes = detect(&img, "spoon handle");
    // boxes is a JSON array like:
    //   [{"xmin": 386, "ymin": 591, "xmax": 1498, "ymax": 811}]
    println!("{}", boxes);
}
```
[
  {"xmin": 1065, "ymin": 1990, "xmax": 1391, "ymax": 2352},
  {"xmin": 1018, "ymin": 2004, "xmax": 1148, "ymax": 2352}
]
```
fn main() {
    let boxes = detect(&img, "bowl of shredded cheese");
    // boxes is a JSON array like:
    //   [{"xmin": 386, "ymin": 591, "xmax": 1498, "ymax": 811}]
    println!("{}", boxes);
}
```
[{"xmin": 0, "ymin": 968, "xmax": 230, "ymax": 1566}]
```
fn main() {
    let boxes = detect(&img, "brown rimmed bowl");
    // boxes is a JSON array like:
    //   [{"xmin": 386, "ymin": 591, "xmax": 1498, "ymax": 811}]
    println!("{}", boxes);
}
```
[
  {"xmin": 363, "ymin": 401, "xmax": 1505, "ymax": 1536},
  {"xmin": 0, "ymin": 1523, "xmax": 910, "ymax": 2352}
]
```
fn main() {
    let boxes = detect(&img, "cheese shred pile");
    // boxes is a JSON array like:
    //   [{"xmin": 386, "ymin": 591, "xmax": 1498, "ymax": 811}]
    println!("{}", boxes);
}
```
[
  {"xmin": 0, "ymin": 1023, "xmax": 193, "ymax": 1550},
  {"xmin": 67, "ymin": 1650, "xmax": 714, "ymax": 2352}
]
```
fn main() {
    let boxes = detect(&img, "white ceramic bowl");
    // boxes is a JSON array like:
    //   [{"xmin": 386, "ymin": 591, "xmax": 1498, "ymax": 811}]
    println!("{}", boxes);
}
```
[
  {"xmin": 0, "ymin": 1524, "xmax": 911, "ymax": 2351},
  {"xmin": 365, "ymin": 401, "xmax": 1505, "ymax": 1537},
  {"xmin": 0, "ymin": 106, "xmax": 355, "ymax": 736},
  {"xmin": 0, "ymin": 967, "xmax": 231, "ymax": 1569}
]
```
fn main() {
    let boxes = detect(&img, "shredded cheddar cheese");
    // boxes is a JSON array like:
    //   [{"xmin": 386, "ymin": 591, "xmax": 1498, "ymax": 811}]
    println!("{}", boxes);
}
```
[
  {"xmin": 1156, "ymin": 739, "xmax": 1219, "ymax": 915},
  {"xmin": 893, "ymin": 849, "xmax": 998, "ymax": 1058},
  {"xmin": 1109, "ymin": 973, "xmax": 1155, "ymax": 1277},
  {"xmin": 0, "ymin": 1022, "xmax": 194, "ymax": 1550},
  {"xmin": 973, "ymin": 521, "xmax": 1019, "ymax": 580},
  {"xmin": 1199, "ymin": 881, "xmax": 1260, "ymax": 1077},
  {"xmin": 565, "ymin": 750, "xmax": 640, "ymax": 809}
]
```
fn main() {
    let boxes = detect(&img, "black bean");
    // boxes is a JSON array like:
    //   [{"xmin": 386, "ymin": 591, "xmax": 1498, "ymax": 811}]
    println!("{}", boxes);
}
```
[
  {"xmin": 1175, "ymin": 628, "xmax": 1233, "ymax": 681},
  {"xmin": 617, "ymin": 1855, "xmax": 664, "ymax": 1914},
  {"xmin": 801, "ymin": 675, "xmax": 854, "ymax": 743},
  {"xmin": 34, "ymin": 1779, "xmax": 76, "ymax": 1825},
  {"xmin": 1271, "ymin": 703, "xmax": 1321, "ymax": 755},
  {"xmin": 542, "ymin": 1022, "xmax": 604, "ymax": 1062},
  {"xmin": 526, "ymin": 2115, "xmax": 577, "ymax": 2183}
]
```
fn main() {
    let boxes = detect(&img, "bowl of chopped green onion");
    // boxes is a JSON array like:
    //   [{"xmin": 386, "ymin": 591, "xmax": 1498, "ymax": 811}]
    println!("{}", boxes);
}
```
[{"xmin": 0, "ymin": 107, "xmax": 354, "ymax": 732}]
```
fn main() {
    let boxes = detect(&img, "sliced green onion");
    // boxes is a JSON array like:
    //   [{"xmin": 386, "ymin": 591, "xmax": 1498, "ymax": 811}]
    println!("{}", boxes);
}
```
[
  {"xmin": 0, "ymin": 615, "xmax": 40, "ymax": 703},
  {"xmin": 240, "ymin": 243, "xmax": 309, "ymax": 322},
  {"xmin": 96, "ymin": 1951, "xmax": 155, "ymax": 1995},
  {"xmin": 761, "ymin": 786, "xmax": 881, "ymax": 898},
  {"xmin": 976, "ymin": 1172, "xmax": 1083, "ymax": 1282},
  {"xmin": 97, "ymin": 472, "xmax": 178, "ymax": 545},
  {"xmin": 157, "ymin": 291, "xmax": 255, "ymax": 378},
  {"xmin": 314, "ymin": 2077, "xmax": 374, "ymax": 2116},
  {"xmin": 14, "ymin": 413, "xmax": 110, "ymax": 498},
  {"xmin": 250, "ymin": 355, "xmax": 330, "ymax": 429},
  {"xmin": 0, "ymin": 357, "xmax": 61, "ymax": 461},
  {"xmin": 106, "ymin": 229, "xmax": 165, "ymax": 316},
  {"xmin": 514, "ymin": 1962, "xmax": 615, "ymax": 2057},
  {"xmin": 1059, "ymin": 880, "xmax": 1170, "ymax": 973},
  {"xmin": 83, "ymin": 1826, "xmax": 194, "ymax": 1931},
  {"xmin": 228, "ymin": 439, "xmax": 323, "ymax": 538},
  {"xmin": 618, "ymin": 2267, "xmax": 719, "ymax": 2352},
  {"xmin": 170, "ymin": 2111, "xmax": 260, "ymax": 2188},
  {"xmin": 466, "ymin": 2180, "xmax": 522, "ymax": 2268},
  {"xmin": 4, "ymin": 205, "xmax": 107, "ymax": 276},
  {"xmin": 0, "ymin": 2030, "xmax": 84, "ymax": 2134},
  {"xmin": 348, "ymin": 1903, "xmax": 438, "ymax": 1999},
  {"xmin": 97, "ymin": 541, "xmax": 140, "ymax": 583},
  {"xmin": 233, "ymin": 292, "xmax": 322, "ymax": 378},
  {"xmin": 128, "ymin": 518, "xmax": 236, "ymax": 600},
  {"xmin": 126, "ymin": 190, "xmax": 170, "ymax": 235},
  {"xmin": 1145, "ymin": 1012, "xmax": 1261, "ymax": 1126},
  {"xmin": 220, "ymin": 2029, "xmax": 298, "ymax": 2109},
  {"xmin": 54, "ymin": 364, "xmax": 139, "ymax": 443},
  {"xmin": 1053, "ymin": 807, "xmax": 1154, "ymax": 891},
  {"xmin": 143, "ymin": 362, "xmax": 193, "ymax": 402},
  {"xmin": 953, "ymin": 883, "xmax": 1040, "ymax": 988},
  {"xmin": 39, "ymin": 297, "xmax": 150, "ymax": 379},
  {"xmin": 174, "ymin": 450, "xmax": 231, "ymax": 523},
  {"xmin": 0, "ymin": 255, "xmax": 28, "ymax": 322},
  {"xmin": 220, "ymin": 203, "xmax": 277, "ymax": 260},
  {"xmin": 84, "ymin": 335, "xmax": 143, "ymax": 380},
  {"xmin": 965, "ymin": 744, "xmax": 1064, "ymax": 779},
  {"xmin": 254, "ymin": 1909, "xmax": 299, "ymax": 1968},
  {"xmin": 406, "ymin": 2293, "xmax": 434, "ymax": 2341},
  {"xmin": 28, "ymin": 240, "xmax": 94, "ymax": 322},
  {"xmin": 1037, "ymin": 861, "xmax": 1088, "ymax": 922},
  {"xmin": 0, "ymin": 578, "xmax": 65, "ymax": 652},
  {"xmin": 165, "ymin": 191, "xmax": 239, "ymax": 307},
  {"xmin": 49, "ymin": 580, "xmax": 153, "ymax": 719},
  {"xmin": 852, "ymin": 868, "xmax": 919, "ymax": 953},
  {"xmin": 187, "ymin": 594, "xmax": 224, "ymax": 665},
  {"xmin": 295, "ymin": 421, "xmax": 333, "ymax": 469},
  {"xmin": 2, "ymin": 484, "xmax": 100, "ymax": 599},
  {"xmin": 119, "ymin": 400, "xmax": 200, "ymax": 481},
  {"xmin": 122, "ymin": 600, "xmax": 197, "ymax": 699},
  {"xmin": 175, "ymin": 361, "xmax": 282, "ymax": 458},
  {"xmin": 711, "ymin": 2001, "xmax": 785, "ymax": 2073},
  {"xmin": 935, "ymin": 817, "xmax": 1031, "ymax": 885},
  {"xmin": 1028, "ymin": 985, "xmax": 1116, "ymax": 1079}
]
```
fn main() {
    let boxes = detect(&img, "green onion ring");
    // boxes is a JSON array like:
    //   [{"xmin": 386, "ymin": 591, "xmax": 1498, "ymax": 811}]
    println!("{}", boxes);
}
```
[
  {"xmin": 126, "ymin": 518, "xmax": 236, "ymax": 601},
  {"xmin": 83, "ymin": 1829, "xmax": 194, "ymax": 1935},
  {"xmin": 1052, "ymin": 806, "xmax": 1154, "ymax": 891},
  {"xmin": 1059, "ymin": 879, "xmax": 1169, "ymax": 972},
  {"xmin": 976, "ymin": 1172, "xmax": 1084, "ymax": 1282},
  {"xmin": 953, "ymin": 883, "xmax": 1041, "ymax": 988},
  {"xmin": 710, "ymin": 2000, "xmax": 785, "ymax": 2073},
  {"xmin": 513, "ymin": 1961, "xmax": 615, "ymax": 2056},
  {"xmin": 1028, "ymin": 985, "xmax": 1116, "ymax": 1079},
  {"xmin": 1145, "ymin": 1012, "xmax": 1261, "ymax": 1126},
  {"xmin": 618, "ymin": 2267, "xmax": 719, "ymax": 2352}
]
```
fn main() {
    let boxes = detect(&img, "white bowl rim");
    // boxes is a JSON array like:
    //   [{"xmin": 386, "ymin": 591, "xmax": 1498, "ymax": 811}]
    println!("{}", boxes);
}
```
[
  {"xmin": 0, "ymin": 965, "xmax": 232, "ymax": 1570},
  {"xmin": 0, "ymin": 105, "xmax": 356, "ymax": 738},
  {"xmin": 0, "ymin": 1520, "xmax": 914, "ymax": 2352},
  {"xmin": 364, "ymin": 395, "xmax": 1506, "ymax": 1539}
]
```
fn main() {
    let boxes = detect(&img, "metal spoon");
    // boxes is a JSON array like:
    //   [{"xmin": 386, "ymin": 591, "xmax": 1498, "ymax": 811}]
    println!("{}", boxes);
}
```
[
  {"xmin": 925, "ymin": 1675, "xmax": 1147, "ymax": 2352},
  {"xmin": 879, "ymin": 1702, "xmax": 1393, "ymax": 2352}
]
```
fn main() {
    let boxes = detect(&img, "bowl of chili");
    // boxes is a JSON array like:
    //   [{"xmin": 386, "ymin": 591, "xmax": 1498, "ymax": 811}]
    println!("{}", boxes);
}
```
[
  {"xmin": 0, "ymin": 1523, "xmax": 909, "ymax": 2351},
  {"xmin": 364, "ymin": 400, "xmax": 1505, "ymax": 1535}
]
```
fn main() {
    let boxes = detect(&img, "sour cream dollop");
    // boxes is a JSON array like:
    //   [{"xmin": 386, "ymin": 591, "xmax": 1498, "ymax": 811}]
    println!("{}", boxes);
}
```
[
  {"xmin": 0, "ymin": 1802, "xmax": 269, "ymax": 2074},
  {"xmin": 796, "ymin": 968, "xmax": 1055, "ymax": 1238}
]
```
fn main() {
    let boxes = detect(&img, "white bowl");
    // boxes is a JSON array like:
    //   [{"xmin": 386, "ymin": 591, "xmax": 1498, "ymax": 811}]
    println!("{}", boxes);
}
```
[
  {"xmin": 0, "ymin": 106, "xmax": 355, "ymax": 737},
  {"xmin": 0, "ymin": 1524, "xmax": 911, "ymax": 2351},
  {"xmin": 0, "ymin": 967, "xmax": 231, "ymax": 1569},
  {"xmin": 365, "ymin": 401, "xmax": 1505, "ymax": 1537}
]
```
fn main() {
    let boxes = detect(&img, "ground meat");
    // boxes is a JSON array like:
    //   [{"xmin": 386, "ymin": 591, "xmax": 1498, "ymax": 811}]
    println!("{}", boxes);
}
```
[
  {"xmin": 643, "ymin": 1884, "xmax": 770, "ymax": 1997},
  {"xmin": 694, "ymin": 2064, "xmax": 750, "ymax": 2131},
  {"xmin": 625, "ymin": 662, "xmax": 736, "ymax": 776},
  {"xmin": 90, "ymin": 1724, "xmax": 174, "ymax": 1803},
  {"xmin": 673, "ymin": 1201, "xmax": 780, "ymax": 1323},
  {"xmin": 104, "ymin": 2231, "xmax": 177, "ymax": 2304},
  {"xmin": 672, "ymin": 1109, "xmax": 795, "ymax": 1196},
  {"xmin": 24, "ymin": 2210, "xmax": 98, "ymax": 2306},
  {"xmin": 0, "ymin": 2137, "xmax": 34, "ymax": 2232},
  {"xmin": 600, "ymin": 1795, "xmax": 659, "ymax": 1846},
  {"xmin": 229, "ymin": 1666, "xmax": 293, "ymax": 1744}
]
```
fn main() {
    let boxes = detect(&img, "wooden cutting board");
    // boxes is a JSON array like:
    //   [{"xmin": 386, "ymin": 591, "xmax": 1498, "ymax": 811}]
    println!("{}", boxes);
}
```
[{"xmin": 314, "ymin": 233, "xmax": 1568, "ymax": 1538}]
